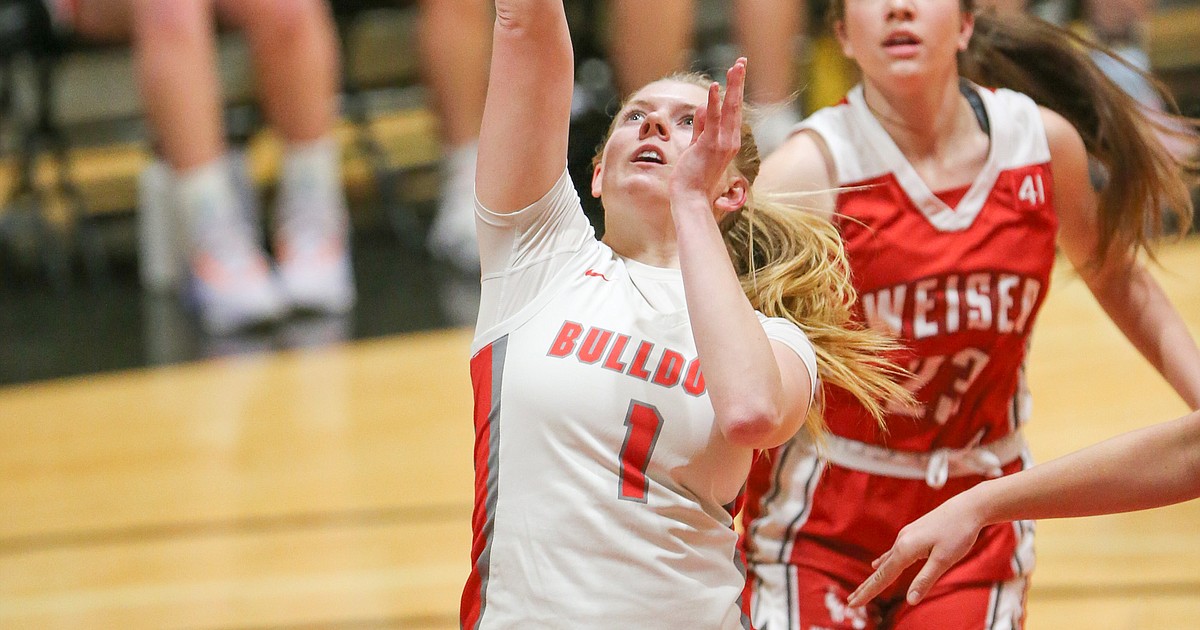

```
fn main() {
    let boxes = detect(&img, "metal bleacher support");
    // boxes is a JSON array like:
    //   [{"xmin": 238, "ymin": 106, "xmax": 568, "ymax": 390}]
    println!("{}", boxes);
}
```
[
  {"xmin": 0, "ymin": 1, "xmax": 441, "ymax": 290},
  {"xmin": 0, "ymin": 0, "xmax": 110, "ymax": 290}
]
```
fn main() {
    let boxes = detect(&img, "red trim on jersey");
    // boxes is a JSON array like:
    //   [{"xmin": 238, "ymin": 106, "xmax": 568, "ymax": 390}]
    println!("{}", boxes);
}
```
[
  {"xmin": 932, "ymin": 184, "xmax": 971, "ymax": 209},
  {"xmin": 461, "ymin": 343, "xmax": 496, "ymax": 629}
]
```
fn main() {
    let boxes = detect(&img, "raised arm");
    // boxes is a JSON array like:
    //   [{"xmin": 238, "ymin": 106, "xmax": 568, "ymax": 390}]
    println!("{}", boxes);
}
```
[
  {"xmin": 1045, "ymin": 109, "xmax": 1200, "ymax": 409},
  {"xmin": 847, "ymin": 410, "xmax": 1200, "ymax": 608},
  {"xmin": 476, "ymin": 0, "xmax": 575, "ymax": 213},
  {"xmin": 670, "ymin": 61, "xmax": 813, "ymax": 449}
]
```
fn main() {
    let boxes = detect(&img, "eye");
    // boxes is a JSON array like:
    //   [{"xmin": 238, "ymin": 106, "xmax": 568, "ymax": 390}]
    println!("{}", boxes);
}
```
[
  {"xmin": 624, "ymin": 110, "xmax": 645, "ymax": 123},
  {"xmin": 680, "ymin": 115, "xmax": 695, "ymax": 127}
]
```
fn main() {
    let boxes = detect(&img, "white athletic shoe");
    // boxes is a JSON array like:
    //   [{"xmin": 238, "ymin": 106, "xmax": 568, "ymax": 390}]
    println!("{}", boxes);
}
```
[
  {"xmin": 427, "ymin": 143, "xmax": 480, "ymax": 273},
  {"xmin": 180, "ymin": 157, "xmax": 287, "ymax": 335},
  {"xmin": 187, "ymin": 203, "xmax": 287, "ymax": 335},
  {"xmin": 274, "ymin": 196, "xmax": 356, "ymax": 315}
]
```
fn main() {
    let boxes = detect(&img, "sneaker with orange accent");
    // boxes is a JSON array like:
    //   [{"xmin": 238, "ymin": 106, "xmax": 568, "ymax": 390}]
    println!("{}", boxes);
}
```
[
  {"xmin": 274, "ymin": 198, "xmax": 356, "ymax": 315},
  {"xmin": 187, "ymin": 215, "xmax": 287, "ymax": 335}
]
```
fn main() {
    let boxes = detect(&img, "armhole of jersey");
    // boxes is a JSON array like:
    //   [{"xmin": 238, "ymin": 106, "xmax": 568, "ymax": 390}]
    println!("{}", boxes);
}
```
[{"xmin": 797, "ymin": 115, "xmax": 845, "ymax": 188}]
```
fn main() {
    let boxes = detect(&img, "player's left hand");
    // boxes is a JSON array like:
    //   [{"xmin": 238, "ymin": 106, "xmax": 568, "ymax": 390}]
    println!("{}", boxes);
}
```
[
  {"xmin": 668, "ymin": 57, "xmax": 746, "ymax": 208},
  {"xmin": 847, "ymin": 496, "xmax": 984, "ymax": 607}
]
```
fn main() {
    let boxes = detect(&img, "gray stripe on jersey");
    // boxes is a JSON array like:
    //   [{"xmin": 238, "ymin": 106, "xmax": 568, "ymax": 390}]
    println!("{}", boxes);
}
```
[{"xmin": 474, "ymin": 335, "xmax": 508, "ymax": 629}]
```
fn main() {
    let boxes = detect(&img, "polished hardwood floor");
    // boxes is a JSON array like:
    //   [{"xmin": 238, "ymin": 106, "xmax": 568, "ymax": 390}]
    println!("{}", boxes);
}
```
[{"xmin": 2, "ymin": 237, "xmax": 1198, "ymax": 629}]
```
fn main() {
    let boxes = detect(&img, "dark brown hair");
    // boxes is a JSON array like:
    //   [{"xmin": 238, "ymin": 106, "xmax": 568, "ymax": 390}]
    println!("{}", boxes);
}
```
[{"xmin": 828, "ymin": 0, "xmax": 1198, "ymax": 266}]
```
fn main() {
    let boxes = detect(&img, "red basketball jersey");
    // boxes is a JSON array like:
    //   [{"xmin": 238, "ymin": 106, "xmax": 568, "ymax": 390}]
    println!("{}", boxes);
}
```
[{"xmin": 811, "ymin": 84, "xmax": 1058, "ymax": 451}]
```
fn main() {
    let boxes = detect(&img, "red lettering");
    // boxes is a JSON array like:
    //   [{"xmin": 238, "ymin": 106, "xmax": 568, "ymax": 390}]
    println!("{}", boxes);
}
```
[
  {"xmin": 603, "ymin": 334, "xmax": 632, "ymax": 372},
  {"xmin": 548, "ymin": 321, "xmax": 583, "ymax": 357},
  {"xmin": 682, "ymin": 358, "xmax": 705, "ymax": 396},
  {"xmin": 578, "ymin": 328, "xmax": 613, "ymax": 364},
  {"xmin": 652, "ymin": 349, "xmax": 685, "ymax": 387},
  {"xmin": 627, "ymin": 342, "xmax": 655, "ymax": 380}
]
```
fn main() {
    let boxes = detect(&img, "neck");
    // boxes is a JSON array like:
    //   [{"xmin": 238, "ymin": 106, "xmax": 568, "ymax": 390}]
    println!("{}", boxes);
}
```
[
  {"xmin": 861, "ymin": 77, "xmax": 974, "ymax": 158},
  {"xmin": 601, "ymin": 198, "xmax": 681, "ymax": 268}
]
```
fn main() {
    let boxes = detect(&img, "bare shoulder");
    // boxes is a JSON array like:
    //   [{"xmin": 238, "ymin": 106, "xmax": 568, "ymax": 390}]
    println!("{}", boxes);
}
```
[
  {"xmin": 1038, "ymin": 106, "xmax": 1087, "ymax": 159},
  {"xmin": 756, "ymin": 130, "xmax": 838, "ymax": 218}
]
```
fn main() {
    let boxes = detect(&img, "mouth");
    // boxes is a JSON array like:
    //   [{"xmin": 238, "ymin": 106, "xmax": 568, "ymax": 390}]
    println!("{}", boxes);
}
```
[
  {"xmin": 631, "ymin": 146, "xmax": 666, "ymax": 165},
  {"xmin": 882, "ymin": 30, "xmax": 922, "ymax": 55}
]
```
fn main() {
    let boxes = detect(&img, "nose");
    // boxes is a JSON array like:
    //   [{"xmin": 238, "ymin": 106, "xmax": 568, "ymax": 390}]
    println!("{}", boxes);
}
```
[
  {"xmin": 639, "ymin": 110, "xmax": 670, "ymax": 140},
  {"xmin": 885, "ymin": 0, "xmax": 914, "ymax": 20}
]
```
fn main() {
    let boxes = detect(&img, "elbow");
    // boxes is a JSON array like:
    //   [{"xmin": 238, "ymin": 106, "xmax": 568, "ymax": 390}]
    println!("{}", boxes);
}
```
[{"xmin": 719, "ymin": 405, "xmax": 793, "ymax": 449}]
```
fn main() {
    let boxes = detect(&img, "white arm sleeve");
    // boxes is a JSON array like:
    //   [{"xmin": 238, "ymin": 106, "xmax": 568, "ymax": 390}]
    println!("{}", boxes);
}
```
[
  {"xmin": 475, "ymin": 167, "xmax": 598, "ymax": 334},
  {"xmin": 758, "ymin": 314, "xmax": 819, "ymax": 400}
]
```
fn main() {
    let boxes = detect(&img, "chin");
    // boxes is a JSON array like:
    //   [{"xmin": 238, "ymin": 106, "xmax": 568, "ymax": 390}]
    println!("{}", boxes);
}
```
[{"xmin": 615, "ymin": 173, "xmax": 670, "ymax": 201}]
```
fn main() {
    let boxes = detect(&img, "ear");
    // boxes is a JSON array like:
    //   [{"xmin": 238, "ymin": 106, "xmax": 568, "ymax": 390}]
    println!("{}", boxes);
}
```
[
  {"xmin": 591, "ymin": 161, "xmax": 603, "ymax": 199},
  {"xmin": 957, "ymin": 11, "xmax": 975, "ymax": 52},
  {"xmin": 714, "ymin": 175, "xmax": 749, "ymax": 215},
  {"xmin": 834, "ymin": 20, "xmax": 854, "ymax": 59}
]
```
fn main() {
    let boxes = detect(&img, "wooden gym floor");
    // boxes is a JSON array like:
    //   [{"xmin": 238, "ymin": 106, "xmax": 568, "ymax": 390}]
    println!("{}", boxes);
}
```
[{"xmin": 1, "ymin": 237, "xmax": 1198, "ymax": 629}]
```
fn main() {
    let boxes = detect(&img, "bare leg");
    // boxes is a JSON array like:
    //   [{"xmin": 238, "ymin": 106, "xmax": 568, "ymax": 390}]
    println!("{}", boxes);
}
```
[
  {"xmin": 733, "ymin": 0, "xmax": 805, "ymax": 153},
  {"xmin": 733, "ymin": 0, "xmax": 804, "ymax": 107},
  {"xmin": 130, "ymin": 0, "xmax": 225, "ymax": 171},
  {"xmin": 419, "ymin": 0, "xmax": 490, "ymax": 148},
  {"xmin": 607, "ymin": 0, "xmax": 694, "ymax": 97},
  {"xmin": 215, "ymin": 0, "xmax": 353, "ymax": 313},
  {"xmin": 216, "ymin": 0, "xmax": 339, "ymax": 145},
  {"xmin": 419, "ymin": 0, "xmax": 492, "ymax": 271}
]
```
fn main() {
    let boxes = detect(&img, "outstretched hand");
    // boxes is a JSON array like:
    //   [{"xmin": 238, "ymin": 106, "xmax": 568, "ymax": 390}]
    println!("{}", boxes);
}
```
[
  {"xmin": 846, "ymin": 496, "xmax": 986, "ymax": 608},
  {"xmin": 668, "ymin": 57, "xmax": 747, "ymax": 208}
]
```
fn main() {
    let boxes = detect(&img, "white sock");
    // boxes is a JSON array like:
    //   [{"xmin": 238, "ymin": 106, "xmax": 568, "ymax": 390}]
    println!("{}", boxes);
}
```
[
  {"xmin": 278, "ymin": 135, "xmax": 345, "ymax": 218},
  {"xmin": 175, "ymin": 156, "xmax": 242, "ymax": 245}
]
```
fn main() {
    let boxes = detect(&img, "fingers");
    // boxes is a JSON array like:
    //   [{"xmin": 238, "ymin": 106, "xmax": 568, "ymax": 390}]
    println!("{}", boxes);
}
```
[
  {"xmin": 847, "ymin": 547, "xmax": 906, "ymax": 608},
  {"xmin": 703, "ymin": 81, "xmax": 721, "ymax": 143},
  {"xmin": 904, "ymin": 553, "xmax": 954, "ymax": 606},
  {"xmin": 722, "ymin": 57, "xmax": 746, "ymax": 137}
]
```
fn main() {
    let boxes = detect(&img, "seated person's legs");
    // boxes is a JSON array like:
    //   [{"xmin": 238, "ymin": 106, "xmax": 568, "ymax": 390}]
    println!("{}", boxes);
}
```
[
  {"xmin": 733, "ymin": 0, "xmax": 805, "ymax": 154},
  {"xmin": 418, "ymin": 0, "xmax": 490, "ymax": 272},
  {"xmin": 216, "ymin": 0, "xmax": 355, "ymax": 314},
  {"xmin": 96, "ymin": 0, "xmax": 288, "ymax": 333},
  {"xmin": 607, "ymin": 0, "xmax": 694, "ymax": 98}
]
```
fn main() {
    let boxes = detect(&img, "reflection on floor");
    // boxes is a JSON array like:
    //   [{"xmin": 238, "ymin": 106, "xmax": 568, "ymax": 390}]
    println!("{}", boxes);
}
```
[{"xmin": 0, "ymin": 227, "xmax": 481, "ymax": 386}]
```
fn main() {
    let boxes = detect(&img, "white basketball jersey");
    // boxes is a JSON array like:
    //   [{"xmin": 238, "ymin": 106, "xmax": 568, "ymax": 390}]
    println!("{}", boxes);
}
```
[{"xmin": 461, "ymin": 169, "xmax": 817, "ymax": 629}]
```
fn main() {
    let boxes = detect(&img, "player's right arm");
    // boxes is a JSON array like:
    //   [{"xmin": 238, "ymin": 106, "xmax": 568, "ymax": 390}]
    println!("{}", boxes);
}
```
[{"xmin": 477, "ymin": 0, "xmax": 575, "ymax": 214}]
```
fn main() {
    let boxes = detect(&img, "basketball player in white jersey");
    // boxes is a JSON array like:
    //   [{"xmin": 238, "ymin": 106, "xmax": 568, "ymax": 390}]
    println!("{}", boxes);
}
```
[
  {"xmin": 741, "ymin": 1, "xmax": 1200, "ymax": 629},
  {"xmin": 459, "ymin": 0, "xmax": 915, "ymax": 626}
]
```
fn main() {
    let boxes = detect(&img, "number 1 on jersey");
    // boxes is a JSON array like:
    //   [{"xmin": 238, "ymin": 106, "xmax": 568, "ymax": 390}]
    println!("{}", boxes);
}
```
[{"xmin": 619, "ymin": 401, "xmax": 664, "ymax": 502}]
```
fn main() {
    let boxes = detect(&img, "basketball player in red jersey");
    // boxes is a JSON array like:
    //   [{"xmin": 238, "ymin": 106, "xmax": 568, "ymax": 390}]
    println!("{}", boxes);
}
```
[
  {"xmin": 460, "ymin": 0, "xmax": 908, "ymax": 627},
  {"xmin": 740, "ymin": 1, "xmax": 1200, "ymax": 628}
]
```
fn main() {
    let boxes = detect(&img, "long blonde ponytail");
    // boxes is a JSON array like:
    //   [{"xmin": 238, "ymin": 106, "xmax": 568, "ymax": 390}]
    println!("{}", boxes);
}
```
[{"xmin": 723, "ymin": 198, "xmax": 912, "ymax": 441}]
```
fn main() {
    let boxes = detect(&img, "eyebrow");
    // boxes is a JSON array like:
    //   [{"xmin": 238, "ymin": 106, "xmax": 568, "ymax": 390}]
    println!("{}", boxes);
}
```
[{"xmin": 623, "ymin": 98, "xmax": 699, "ymax": 113}]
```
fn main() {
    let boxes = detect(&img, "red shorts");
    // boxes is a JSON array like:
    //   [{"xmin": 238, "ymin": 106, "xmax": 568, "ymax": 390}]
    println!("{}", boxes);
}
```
[
  {"xmin": 745, "ymin": 452, "xmax": 1035, "ymax": 629},
  {"xmin": 748, "ymin": 560, "xmax": 1028, "ymax": 629}
]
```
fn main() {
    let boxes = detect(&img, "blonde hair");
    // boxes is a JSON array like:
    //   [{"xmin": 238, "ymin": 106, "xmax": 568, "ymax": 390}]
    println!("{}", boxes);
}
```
[
  {"xmin": 595, "ymin": 72, "xmax": 910, "ymax": 441},
  {"xmin": 723, "ymin": 198, "xmax": 912, "ymax": 441}
]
